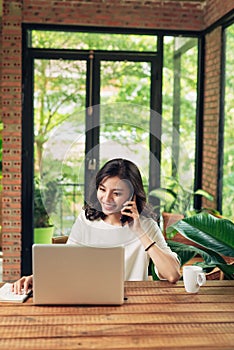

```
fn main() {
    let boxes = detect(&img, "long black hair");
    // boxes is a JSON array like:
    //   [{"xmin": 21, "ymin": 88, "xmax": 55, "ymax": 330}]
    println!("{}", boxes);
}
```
[{"xmin": 84, "ymin": 158, "xmax": 155, "ymax": 221}]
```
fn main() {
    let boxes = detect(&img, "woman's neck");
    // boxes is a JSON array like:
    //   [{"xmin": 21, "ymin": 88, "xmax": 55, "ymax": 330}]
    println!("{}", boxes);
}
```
[{"xmin": 103, "ymin": 213, "xmax": 122, "ymax": 226}]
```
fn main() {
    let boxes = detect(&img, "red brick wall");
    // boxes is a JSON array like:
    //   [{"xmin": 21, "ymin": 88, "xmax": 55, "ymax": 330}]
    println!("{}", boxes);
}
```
[
  {"xmin": 0, "ymin": 1, "xmax": 2, "ymax": 250},
  {"xmin": 1, "ymin": 0, "xmax": 22, "ymax": 281},
  {"xmin": 205, "ymin": 0, "xmax": 234, "ymax": 27},
  {"xmin": 22, "ymin": 0, "xmax": 205, "ymax": 30},
  {"xmin": 1, "ymin": 0, "xmax": 233, "ymax": 281},
  {"xmin": 202, "ymin": 26, "xmax": 222, "ymax": 208},
  {"xmin": 202, "ymin": 0, "xmax": 234, "ymax": 207}
]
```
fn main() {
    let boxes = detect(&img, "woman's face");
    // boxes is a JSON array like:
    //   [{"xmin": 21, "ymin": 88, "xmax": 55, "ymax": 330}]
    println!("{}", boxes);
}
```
[{"xmin": 97, "ymin": 176, "xmax": 132, "ymax": 216}]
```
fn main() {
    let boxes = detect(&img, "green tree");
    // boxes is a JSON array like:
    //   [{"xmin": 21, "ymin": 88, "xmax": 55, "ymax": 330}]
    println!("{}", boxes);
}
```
[
  {"xmin": 34, "ymin": 58, "xmax": 86, "ymax": 170},
  {"xmin": 33, "ymin": 31, "xmax": 155, "ymax": 171},
  {"xmin": 32, "ymin": 31, "xmax": 202, "ymax": 232},
  {"xmin": 223, "ymin": 24, "xmax": 234, "ymax": 220}
]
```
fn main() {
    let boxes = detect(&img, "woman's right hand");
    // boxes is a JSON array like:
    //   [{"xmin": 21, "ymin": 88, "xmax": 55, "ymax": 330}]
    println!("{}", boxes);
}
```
[{"xmin": 11, "ymin": 275, "xmax": 33, "ymax": 294}]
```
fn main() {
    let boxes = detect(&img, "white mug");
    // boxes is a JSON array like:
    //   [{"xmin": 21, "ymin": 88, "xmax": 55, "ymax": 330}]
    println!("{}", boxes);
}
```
[{"xmin": 183, "ymin": 266, "xmax": 206, "ymax": 293}]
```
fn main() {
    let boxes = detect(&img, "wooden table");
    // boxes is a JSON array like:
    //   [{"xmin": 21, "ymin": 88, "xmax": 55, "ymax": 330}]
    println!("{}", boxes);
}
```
[{"xmin": 0, "ymin": 280, "xmax": 233, "ymax": 349}]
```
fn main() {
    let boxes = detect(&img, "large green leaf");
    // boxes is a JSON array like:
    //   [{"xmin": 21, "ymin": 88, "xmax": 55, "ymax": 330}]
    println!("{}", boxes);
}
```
[
  {"xmin": 150, "ymin": 240, "xmax": 234, "ymax": 280},
  {"xmin": 168, "ymin": 240, "xmax": 227, "ymax": 265},
  {"xmin": 167, "ymin": 240, "xmax": 198, "ymax": 266},
  {"xmin": 167, "ymin": 240, "xmax": 234, "ymax": 280},
  {"xmin": 166, "ymin": 212, "xmax": 234, "ymax": 257},
  {"xmin": 195, "ymin": 261, "xmax": 234, "ymax": 280}
]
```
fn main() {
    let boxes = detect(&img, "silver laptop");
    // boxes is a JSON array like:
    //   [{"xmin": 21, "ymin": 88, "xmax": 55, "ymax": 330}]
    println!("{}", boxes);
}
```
[{"xmin": 32, "ymin": 244, "xmax": 125, "ymax": 305}]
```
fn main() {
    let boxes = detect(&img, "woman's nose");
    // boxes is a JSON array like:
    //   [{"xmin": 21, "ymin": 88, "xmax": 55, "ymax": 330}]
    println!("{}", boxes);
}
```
[{"xmin": 104, "ymin": 192, "xmax": 113, "ymax": 202}]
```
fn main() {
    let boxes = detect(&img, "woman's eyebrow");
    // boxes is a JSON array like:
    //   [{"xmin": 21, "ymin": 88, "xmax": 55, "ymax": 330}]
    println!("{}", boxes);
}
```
[{"xmin": 99, "ymin": 184, "xmax": 125, "ymax": 192}]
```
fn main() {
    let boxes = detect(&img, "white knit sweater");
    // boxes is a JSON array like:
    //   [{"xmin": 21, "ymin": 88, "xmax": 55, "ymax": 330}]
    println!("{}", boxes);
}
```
[{"xmin": 67, "ymin": 210, "xmax": 177, "ymax": 281}]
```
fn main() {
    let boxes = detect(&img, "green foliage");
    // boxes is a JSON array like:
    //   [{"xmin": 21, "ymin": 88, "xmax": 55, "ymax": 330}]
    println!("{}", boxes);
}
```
[
  {"xmin": 32, "ymin": 31, "xmax": 156, "ymax": 52},
  {"xmin": 149, "ymin": 176, "xmax": 213, "ymax": 215},
  {"xmin": 34, "ymin": 178, "xmax": 60, "ymax": 228},
  {"xmin": 162, "ymin": 37, "xmax": 198, "ymax": 186},
  {"xmin": 166, "ymin": 212, "xmax": 234, "ymax": 279},
  {"xmin": 34, "ymin": 58, "xmax": 86, "ymax": 170},
  {"xmin": 222, "ymin": 24, "xmax": 234, "ymax": 220},
  {"xmin": 31, "ymin": 30, "xmax": 234, "ymax": 229}
]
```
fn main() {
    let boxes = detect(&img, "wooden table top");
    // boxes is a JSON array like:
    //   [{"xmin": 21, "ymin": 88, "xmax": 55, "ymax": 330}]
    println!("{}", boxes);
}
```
[{"xmin": 0, "ymin": 280, "xmax": 233, "ymax": 349}]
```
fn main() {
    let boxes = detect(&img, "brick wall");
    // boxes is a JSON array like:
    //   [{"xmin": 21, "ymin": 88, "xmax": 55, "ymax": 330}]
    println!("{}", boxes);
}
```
[
  {"xmin": 22, "ymin": 0, "xmax": 205, "ymax": 30},
  {"xmin": 202, "ymin": 26, "xmax": 222, "ymax": 207},
  {"xmin": 205, "ymin": 0, "xmax": 234, "ymax": 27},
  {"xmin": 202, "ymin": 0, "xmax": 234, "ymax": 207},
  {"xmin": 0, "ymin": 1, "xmax": 2, "ymax": 250},
  {"xmin": 1, "ymin": 0, "xmax": 233, "ymax": 281},
  {"xmin": 1, "ymin": 0, "xmax": 22, "ymax": 281}
]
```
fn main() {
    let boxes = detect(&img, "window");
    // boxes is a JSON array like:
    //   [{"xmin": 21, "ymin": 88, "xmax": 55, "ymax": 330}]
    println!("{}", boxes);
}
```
[
  {"xmin": 162, "ymin": 36, "xmax": 198, "ymax": 205},
  {"xmin": 30, "ymin": 30, "xmax": 157, "ymax": 51},
  {"xmin": 27, "ymin": 28, "xmax": 160, "ymax": 235},
  {"xmin": 22, "ymin": 26, "xmax": 199, "ymax": 239},
  {"xmin": 221, "ymin": 23, "xmax": 234, "ymax": 220}
]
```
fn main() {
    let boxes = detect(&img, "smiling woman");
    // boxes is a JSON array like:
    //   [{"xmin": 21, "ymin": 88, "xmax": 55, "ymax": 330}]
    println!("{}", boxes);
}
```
[
  {"xmin": 66, "ymin": 158, "xmax": 181, "ymax": 283},
  {"xmin": 21, "ymin": 26, "xmax": 200, "ymax": 248},
  {"xmin": 12, "ymin": 158, "xmax": 180, "ymax": 293},
  {"xmin": 84, "ymin": 158, "xmax": 150, "ymax": 222},
  {"xmin": 97, "ymin": 176, "xmax": 133, "ymax": 221}
]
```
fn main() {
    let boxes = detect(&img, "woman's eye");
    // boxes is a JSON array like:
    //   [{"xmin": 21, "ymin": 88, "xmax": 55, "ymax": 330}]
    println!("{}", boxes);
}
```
[{"xmin": 114, "ymin": 192, "xmax": 122, "ymax": 197}]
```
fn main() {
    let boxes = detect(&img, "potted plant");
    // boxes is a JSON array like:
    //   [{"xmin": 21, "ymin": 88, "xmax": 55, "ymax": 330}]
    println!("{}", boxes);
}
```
[
  {"xmin": 149, "ymin": 176, "xmax": 214, "ymax": 240},
  {"xmin": 34, "ymin": 178, "xmax": 60, "ymax": 244},
  {"xmin": 150, "ymin": 212, "xmax": 234, "ymax": 280},
  {"xmin": 166, "ymin": 212, "xmax": 234, "ymax": 279}
]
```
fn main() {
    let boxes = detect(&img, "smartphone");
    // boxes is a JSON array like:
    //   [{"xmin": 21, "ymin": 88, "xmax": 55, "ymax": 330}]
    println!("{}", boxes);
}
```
[{"xmin": 120, "ymin": 193, "xmax": 134, "ymax": 226}]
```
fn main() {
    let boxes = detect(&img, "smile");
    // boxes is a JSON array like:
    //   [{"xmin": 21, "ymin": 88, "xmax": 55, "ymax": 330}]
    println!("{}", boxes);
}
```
[{"xmin": 102, "ymin": 203, "xmax": 117, "ymax": 211}]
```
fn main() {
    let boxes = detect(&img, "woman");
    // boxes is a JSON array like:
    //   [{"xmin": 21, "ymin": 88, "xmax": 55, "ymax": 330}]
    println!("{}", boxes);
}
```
[{"xmin": 12, "ymin": 158, "xmax": 180, "ymax": 294}]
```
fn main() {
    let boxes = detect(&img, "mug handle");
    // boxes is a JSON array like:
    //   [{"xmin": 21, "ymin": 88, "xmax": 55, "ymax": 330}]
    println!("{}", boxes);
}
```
[{"xmin": 197, "ymin": 272, "xmax": 206, "ymax": 286}]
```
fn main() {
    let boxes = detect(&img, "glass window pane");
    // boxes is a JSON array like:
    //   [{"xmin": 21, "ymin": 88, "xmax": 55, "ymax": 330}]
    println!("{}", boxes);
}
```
[
  {"xmin": 31, "ymin": 30, "xmax": 157, "ymax": 51},
  {"xmin": 99, "ymin": 61, "xmax": 151, "ymax": 192},
  {"xmin": 34, "ymin": 59, "xmax": 87, "ymax": 235},
  {"xmin": 162, "ymin": 36, "xmax": 198, "ymax": 213},
  {"xmin": 222, "ymin": 24, "xmax": 234, "ymax": 220}
]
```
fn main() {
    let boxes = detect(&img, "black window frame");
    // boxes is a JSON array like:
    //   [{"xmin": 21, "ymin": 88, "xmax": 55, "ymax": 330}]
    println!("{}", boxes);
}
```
[{"xmin": 21, "ymin": 23, "xmax": 202, "ymax": 275}]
